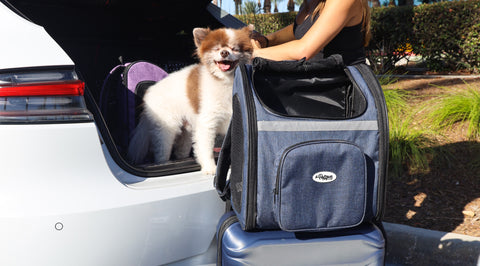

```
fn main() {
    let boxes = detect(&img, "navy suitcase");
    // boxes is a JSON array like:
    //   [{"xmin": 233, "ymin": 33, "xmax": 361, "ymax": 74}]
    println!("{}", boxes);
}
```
[{"xmin": 216, "ymin": 212, "xmax": 385, "ymax": 266}]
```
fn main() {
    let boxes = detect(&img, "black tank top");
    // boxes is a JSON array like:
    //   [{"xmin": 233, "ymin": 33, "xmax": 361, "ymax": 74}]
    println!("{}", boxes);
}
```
[{"xmin": 293, "ymin": 13, "xmax": 366, "ymax": 65}]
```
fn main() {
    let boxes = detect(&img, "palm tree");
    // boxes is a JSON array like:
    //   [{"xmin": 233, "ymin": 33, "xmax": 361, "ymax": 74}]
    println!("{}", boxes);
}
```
[
  {"xmin": 243, "ymin": 1, "xmax": 261, "ymax": 14},
  {"xmin": 292, "ymin": 0, "xmax": 303, "ymax": 11},
  {"xmin": 370, "ymin": 0, "xmax": 381, "ymax": 7},
  {"xmin": 263, "ymin": 0, "xmax": 271, "ymax": 13},
  {"xmin": 287, "ymin": 0, "xmax": 295, "ymax": 12},
  {"xmin": 235, "ymin": 0, "xmax": 242, "ymax": 14},
  {"xmin": 272, "ymin": 0, "xmax": 284, "ymax": 13}
]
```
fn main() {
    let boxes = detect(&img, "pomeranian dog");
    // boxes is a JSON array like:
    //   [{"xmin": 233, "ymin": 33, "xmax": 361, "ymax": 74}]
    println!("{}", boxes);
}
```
[{"xmin": 127, "ymin": 25, "xmax": 254, "ymax": 175}]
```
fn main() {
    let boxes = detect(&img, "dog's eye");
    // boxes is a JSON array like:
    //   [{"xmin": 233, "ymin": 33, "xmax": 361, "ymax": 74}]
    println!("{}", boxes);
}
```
[{"xmin": 232, "ymin": 47, "xmax": 240, "ymax": 52}]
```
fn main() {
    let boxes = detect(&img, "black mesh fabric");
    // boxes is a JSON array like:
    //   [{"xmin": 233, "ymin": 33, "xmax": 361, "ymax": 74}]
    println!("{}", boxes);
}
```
[
  {"xmin": 230, "ymin": 95, "xmax": 244, "ymax": 213},
  {"xmin": 252, "ymin": 56, "xmax": 367, "ymax": 119}
]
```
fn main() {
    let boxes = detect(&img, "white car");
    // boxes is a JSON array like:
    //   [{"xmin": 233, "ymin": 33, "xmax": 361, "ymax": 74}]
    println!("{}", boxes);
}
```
[{"xmin": 0, "ymin": 1, "xmax": 243, "ymax": 265}]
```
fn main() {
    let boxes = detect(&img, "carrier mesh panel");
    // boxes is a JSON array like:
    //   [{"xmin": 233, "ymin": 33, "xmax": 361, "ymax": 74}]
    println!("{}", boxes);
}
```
[
  {"xmin": 230, "ymin": 95, "xmax": 244, "ymax": 213},
  {"xmin": 253, "ymin": 72, "xmax": 354, "ymax": 118}
]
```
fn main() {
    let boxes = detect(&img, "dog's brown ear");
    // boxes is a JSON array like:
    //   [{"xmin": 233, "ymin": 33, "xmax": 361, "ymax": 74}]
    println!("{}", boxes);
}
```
[
  {"xmin": 193, "ymin": 28, "xmax": 211, "ymax": 47},
  {"xmin": 245, "ymin": 24, "xmax": 255, "ymax": 37}
]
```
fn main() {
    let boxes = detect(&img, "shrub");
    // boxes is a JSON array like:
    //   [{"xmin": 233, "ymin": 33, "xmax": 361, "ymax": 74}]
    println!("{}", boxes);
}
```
[
  {"xmin": 412, "ymin": 1, "xmax": 480, "ymax": 72},
  {"xmin": 235, "ymin": 12, "xmax": 296, "ymax": 35},
  {"xmin": 369, "ymin": 6, "xmax": 414, "ymax": 73},
  {"xmin": 460, "ymin": 23, "xmax": 480, "ymax": 73}
]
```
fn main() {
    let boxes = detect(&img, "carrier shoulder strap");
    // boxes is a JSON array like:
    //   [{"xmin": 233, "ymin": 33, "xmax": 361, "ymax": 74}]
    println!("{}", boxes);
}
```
[{"xmin": 214, "ymin": 123, "xmax": 232, "ymax": 202}]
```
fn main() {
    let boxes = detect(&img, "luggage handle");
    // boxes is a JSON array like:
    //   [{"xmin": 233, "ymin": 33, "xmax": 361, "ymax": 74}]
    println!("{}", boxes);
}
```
[{"xmin": 214, "ymin": 123, "xmax": 232, "ymax": 201}]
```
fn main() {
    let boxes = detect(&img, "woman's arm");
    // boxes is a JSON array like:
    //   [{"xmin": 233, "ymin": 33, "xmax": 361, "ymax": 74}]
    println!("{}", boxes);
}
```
[
  {"xmin": 252, "ymin": 23, "xmax": 296, "ymax": 48},
  {"xmin": 266, "ymin": 23, "xmax": 296, "ymax": 47},
  {"xmin": 252, "ymin": 0, "xmax": 361, "ymax": 61}
]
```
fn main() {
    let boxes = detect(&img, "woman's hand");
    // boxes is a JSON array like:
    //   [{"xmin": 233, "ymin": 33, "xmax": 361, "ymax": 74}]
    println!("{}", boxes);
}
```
[{"xmin": 251, "ymin": 31, "xmax": 269, "ymax": 48}]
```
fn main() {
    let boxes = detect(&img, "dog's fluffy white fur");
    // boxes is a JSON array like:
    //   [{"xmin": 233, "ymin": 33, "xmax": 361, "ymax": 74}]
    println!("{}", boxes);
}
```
[{"xmin": 127, "ymin": 26, "xmax": 253, "ymax": 174}]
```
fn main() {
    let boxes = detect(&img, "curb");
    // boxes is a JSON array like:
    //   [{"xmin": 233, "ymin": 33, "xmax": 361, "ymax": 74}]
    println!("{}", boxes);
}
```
[
  {"xmin": 384, "ymin": 222, "xmax": 480, "ymax": 265},
  {"xmin": 377, "ymin": 74, "xmax": 480, "ymax": 79}
]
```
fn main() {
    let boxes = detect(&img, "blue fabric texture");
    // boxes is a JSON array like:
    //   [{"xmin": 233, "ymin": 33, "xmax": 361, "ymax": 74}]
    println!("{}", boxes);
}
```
[
  {"xmin": 226, "ymin": 58, "xmax": 388, "ymax": 232},
  {"xmin": 275, "ymin": 141, "xmax": 366, "ymax": 231}
]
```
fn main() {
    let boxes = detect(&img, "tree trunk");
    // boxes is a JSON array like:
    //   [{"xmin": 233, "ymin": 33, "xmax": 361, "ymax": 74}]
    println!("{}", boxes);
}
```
[
  {"xmin": 370, "ymin": 0, "xmax": 381, "ymax": 7},
  {"xmin": 287, "ymin": 0, "xmax": 295, "ymax": 12},
  {"xmin": 263, "ymin": 0, "xmax": 271, "ymax": 13},
  {"xmin": 235, "ymin": 0, "xmax": 242, "ymax": 14}
]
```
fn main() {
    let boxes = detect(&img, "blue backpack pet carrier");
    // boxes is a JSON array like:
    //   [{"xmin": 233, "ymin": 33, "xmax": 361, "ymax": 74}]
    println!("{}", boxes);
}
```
[{"xmin": 215, "ymin": 55, "xmax": 389, "ymax": 232}]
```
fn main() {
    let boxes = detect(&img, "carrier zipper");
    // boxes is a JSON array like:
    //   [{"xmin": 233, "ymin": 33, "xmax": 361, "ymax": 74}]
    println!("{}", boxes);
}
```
[
  {"xmin": 274, "ymin": 143, "xmax": 294, "ymax": 204},
  {"xmin": 274, "ymin": 139, "xmax": 363, "ymax": 201},
  {"xmin": 274, "ymin": 141, "xmax": 314, "ymax": 201},
  {"xmin": 121, "ymin": 60, "xmax": 149, "ymax": 88},
  {"xmin": 351, "ymin": 64, "xmax": 389, "ymax": 221},
  {"xmin": 240, "ymin": 64, "xmax": 258, "ymax": 231},
  {"xmin": 121, "ymin": 61, "xmax": 136, "ymax": 87}
]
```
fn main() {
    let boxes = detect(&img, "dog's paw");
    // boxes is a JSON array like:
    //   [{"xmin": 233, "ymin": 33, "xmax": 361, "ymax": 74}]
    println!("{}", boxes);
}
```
[{"xmin": 201, "ymin": 164, "xmax": 217, "ymax": 176}]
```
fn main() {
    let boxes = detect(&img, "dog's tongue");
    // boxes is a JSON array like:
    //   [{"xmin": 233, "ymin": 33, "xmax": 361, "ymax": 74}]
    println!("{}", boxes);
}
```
[{"xmin": 217, "ymin": 61, "xmax": 232, "ymax": 72}]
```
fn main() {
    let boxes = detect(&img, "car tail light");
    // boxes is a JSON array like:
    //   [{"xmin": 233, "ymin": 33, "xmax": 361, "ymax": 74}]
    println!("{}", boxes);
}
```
[{"xmin": 0, "ymin": 69, "xmax": 93, "ymax": 123}]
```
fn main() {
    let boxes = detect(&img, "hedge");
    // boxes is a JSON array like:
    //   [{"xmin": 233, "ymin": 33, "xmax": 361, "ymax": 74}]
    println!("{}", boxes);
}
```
[
  {"xmin": 368, "ymin": 5, "xmax": 415, "ymax": 73},
  {"xmin": 236, "ymin": 0, "xmax": 480, "ymax": 73},
  {"xmin": 412, "ymin": 0, "xmax": 480, "ymax": 72},
  {"xmin": 235, "ymin": 12, "xmax": 297, "ymax": 35}
]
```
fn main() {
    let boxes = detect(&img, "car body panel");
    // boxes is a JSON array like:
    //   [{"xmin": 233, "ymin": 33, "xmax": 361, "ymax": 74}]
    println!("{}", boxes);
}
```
[
  {"xmin": 0, "ymin": 2, "xmax": 73, "ymax": 70},
  {"xmin": 0, "ymin": 122, "xmax": 224, "ymax": 265}
]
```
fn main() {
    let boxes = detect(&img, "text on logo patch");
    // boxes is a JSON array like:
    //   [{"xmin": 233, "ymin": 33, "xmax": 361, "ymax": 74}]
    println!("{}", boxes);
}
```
[{"xmin": 312, "ymin": 171, "xmax": 337, "ymax": 183}]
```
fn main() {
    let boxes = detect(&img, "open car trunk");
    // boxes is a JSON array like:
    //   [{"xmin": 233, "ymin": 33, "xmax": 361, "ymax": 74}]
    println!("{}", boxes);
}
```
[{"xmin": 7, "ymin": 0, "xmax": 244, "ymax": 176}]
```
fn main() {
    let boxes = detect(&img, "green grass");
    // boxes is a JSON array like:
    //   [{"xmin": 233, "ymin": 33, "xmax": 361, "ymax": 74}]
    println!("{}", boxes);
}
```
[
  {"xmin": 426, "ymin": 82, "xmax": 480, "ymax": 139},
  {"xmin": 377, "ymin": 72, "xmax": 400, "ymax": 87},
  {"xmin": 384, "ymin": 88, "xmax": 437, "ymax": 178},
  {"xmin": 383, "ymin": 88, "xmax": 408, "ymax": 116},
  {"xmin": 382, "ymin": 79, "xmax": 480, "ymax": 178},
  {"xmin": 388, "ymin": 110, "xmax": 437, "ymax": 178}
]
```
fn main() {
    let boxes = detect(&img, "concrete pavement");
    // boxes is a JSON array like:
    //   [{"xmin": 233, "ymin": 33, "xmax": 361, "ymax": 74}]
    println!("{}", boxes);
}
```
[{"xmin": 384, "ymin": 222, "xmax": 480, "ymax": 265}]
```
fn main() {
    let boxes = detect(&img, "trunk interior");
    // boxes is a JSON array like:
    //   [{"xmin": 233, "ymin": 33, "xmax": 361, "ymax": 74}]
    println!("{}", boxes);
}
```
[{"xmin": 7, "ymin": 0, "xmax": 242, "ymax": 176}]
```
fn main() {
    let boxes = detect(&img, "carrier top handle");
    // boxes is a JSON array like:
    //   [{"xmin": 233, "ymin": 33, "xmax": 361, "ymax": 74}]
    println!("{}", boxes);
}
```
[{"xmin": 214, "ymin": 124, "xmax": 232, "ymax": 201}]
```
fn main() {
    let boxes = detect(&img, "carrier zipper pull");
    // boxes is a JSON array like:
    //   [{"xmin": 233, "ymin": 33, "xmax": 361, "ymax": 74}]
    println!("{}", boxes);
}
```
[{"xmin": 273, "ymin": 188, "xmax": 277, "ymax": 203}]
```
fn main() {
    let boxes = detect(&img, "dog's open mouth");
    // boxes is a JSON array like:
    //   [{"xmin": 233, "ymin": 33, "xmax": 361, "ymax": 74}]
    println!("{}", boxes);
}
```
[{"xmin": 215, "ymin": 60, "xmax": 238, "ymax": 72}]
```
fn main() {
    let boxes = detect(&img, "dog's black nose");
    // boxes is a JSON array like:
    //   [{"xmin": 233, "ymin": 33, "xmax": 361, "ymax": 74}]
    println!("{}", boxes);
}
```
[{"xmin": 220, "ymin": 50, "xmax": 230, "ymax": 58}]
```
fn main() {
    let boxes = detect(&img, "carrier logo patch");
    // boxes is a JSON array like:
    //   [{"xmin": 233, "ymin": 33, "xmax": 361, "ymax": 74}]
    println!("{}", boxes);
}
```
[{"xmin": 312, "ymin": 171, "xmax": 337, "ymax": 183}]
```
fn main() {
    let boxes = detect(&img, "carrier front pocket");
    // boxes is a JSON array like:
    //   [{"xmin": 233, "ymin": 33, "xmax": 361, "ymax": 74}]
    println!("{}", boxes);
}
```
[{"xmin": 274, "ymin": 141, "xmax": 367, "ymax": 232}]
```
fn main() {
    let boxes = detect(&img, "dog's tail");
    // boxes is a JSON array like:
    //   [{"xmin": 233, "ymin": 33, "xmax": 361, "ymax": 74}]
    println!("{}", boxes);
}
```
[{"xmin": 127, "ymin": 116, "xmax": 151, "ymax": 165}]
